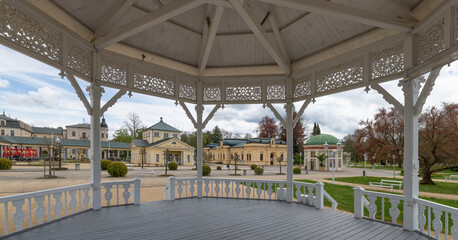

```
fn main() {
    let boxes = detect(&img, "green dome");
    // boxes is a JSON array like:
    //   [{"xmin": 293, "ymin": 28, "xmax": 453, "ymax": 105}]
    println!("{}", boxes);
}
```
[{"xmin": 304, "ymin": 134, "xmax": 339, "ymax": 145}]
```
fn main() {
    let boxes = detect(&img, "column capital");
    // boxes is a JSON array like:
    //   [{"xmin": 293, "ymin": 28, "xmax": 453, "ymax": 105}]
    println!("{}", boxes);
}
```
[
  {"xmin": 195, "ymin": 104, "xmax": 204, "ymax": 116},
  {"xmin": 398, "ymin": 76, "xmax": 424, "ymax": 94},
  {"xmin": 86, "ymin": 84, "xmax": 105, "ymax": 99}
]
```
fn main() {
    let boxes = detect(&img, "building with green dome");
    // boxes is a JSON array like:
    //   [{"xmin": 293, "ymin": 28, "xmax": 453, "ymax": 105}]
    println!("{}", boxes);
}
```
[{"xmin": 303, "ymin": 134, "xmax": 345, "ymax": 171}]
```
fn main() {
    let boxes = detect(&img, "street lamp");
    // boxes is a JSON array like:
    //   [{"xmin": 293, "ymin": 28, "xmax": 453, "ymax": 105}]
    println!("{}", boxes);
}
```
[
  {"xmin": 363, "ymin": 153, "xmax": 368, "ymax": 177},
  {"xmin": 334, "ymin": 141, "xmax": 341, "ymax": 184},
  {"xmin": 56, "ymin": 137, "xmax": 61, "ymax": 168},
  {"xmin": 323, "ymin": 141, "xmax": 329, "ymax": 181}
]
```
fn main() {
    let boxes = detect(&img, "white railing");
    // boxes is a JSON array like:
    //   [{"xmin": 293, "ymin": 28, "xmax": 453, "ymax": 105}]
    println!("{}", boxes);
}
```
[
  {"xmin": 1, "ymin": 179, "xmax": 141, "ymax": 237},
  {"xmin": 323, "ymin": 190, "xmax": 338, "ymax": 211},
  {"xmin": 354, "ymin": 186, "xmax": 458, "ymax": 240},
  {"xmin": 164, "ymin": 177, "xmax": 330, "ymax": 210},
  {"xmin": 416, "ymin": 198, "xmax": 458, "ymax": 240}
]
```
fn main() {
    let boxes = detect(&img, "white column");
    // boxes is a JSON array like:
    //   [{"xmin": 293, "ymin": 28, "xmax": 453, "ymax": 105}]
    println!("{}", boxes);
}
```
[
  {"xmin": 196, "ymin": 104, "xmax": 204, "ymax": 198},
  {"xmin": 88, "ymin": 84, "xmax": 103, "ymax": 210},
  {"xmin": 285, "ymin": 102, "xmax": 294, "ymax": 202},
  {"xmin": 402, "ymin": 78, "xmax": 421, "ymax": 231}
]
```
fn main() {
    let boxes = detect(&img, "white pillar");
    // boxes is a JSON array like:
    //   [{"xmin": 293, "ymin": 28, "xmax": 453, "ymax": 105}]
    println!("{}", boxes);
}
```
[
  {"xmin": 196, "ymin": 104, "xmax": 204, "ymax": 198},
  {"xmin": 402, "ymin": 78, "xmax": 421, "ymax": 231},
  {"xmin": 88, "ymin": 84, "xmax": 103, "ymax": 210},
  {"xmin": 285, "ymin": 102, "xmax": 294, "ymax": 202}
]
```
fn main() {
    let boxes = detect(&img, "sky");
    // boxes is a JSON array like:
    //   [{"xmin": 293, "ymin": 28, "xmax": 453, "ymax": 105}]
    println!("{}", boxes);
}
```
[{"xmin": 0, "ymin": 45, "xmax": 457, "ymax": 140}]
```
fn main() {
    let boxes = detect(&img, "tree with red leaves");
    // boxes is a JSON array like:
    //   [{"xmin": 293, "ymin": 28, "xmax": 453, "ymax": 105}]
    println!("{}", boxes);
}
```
[
  {"xmin": 256, "ymin": 116, "xmax": 279, "ymax": 138},
  {"xmin": 279, "ymin": 112, "xmax": 308, "ymax": 154}
]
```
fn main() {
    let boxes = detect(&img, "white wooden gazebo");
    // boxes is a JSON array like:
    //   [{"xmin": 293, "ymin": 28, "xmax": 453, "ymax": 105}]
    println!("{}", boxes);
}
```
[{"xmin": 0, "ymin": 0, "xmax": 457, "ymax": 239}]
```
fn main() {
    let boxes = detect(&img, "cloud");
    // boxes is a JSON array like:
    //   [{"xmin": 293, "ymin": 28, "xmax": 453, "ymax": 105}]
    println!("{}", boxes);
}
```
[
  {"xmin": 1, "ymin": 87, "xmax": 62, "ymax": 109},
  {"xmin": 0, "ymin": 77, "xmax": 9, "ymax": 88}
]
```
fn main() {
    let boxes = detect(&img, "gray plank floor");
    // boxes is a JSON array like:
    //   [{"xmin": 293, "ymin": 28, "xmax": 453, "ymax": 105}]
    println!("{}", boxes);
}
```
[{"xmin": 5, "ymin": 198, "xmax": 428, "ymax": 240}]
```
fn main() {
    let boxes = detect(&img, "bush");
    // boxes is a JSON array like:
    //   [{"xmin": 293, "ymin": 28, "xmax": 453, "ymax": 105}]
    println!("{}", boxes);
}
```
[
  {"xmin": 250, "ymin": 164, "xmax": 257, "ymax": 170},
  {"xmin": 203, "ymin": 164, "xmax": 211, "ymax": 176},
  {"xmin": 293, "ymin": 167, "xmax": 301, "ymax": 174},
  {"xmin": 0, "ymin": 158, "xmax": 13, "ymax": 170},
  {"xmin": 254, "ymin": 167, "xmax": 264, "ymax": 175},
  {"xmin": 101, "ymin": 159, "xmax": 111, "ymax": 170},
  {"xmin": 216, "ymin": 166, "xmax": 222, "ymax": 170},
  {"xmin": 107, "ymin": 162, "xmax": 128, "ymax": 177},
  {"xmin": 168, "ymin": 162, "xmax": 178, "ymax": 170}
]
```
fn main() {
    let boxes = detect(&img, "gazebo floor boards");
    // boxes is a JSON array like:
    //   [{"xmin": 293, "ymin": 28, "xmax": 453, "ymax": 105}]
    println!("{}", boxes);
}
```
[{"xmin": 6, "ymin": 198, "xmax": 429, "ymax": 240}]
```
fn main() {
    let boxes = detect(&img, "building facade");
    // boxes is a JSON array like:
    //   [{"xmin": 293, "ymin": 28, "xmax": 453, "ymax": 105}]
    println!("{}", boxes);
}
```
[
  {"xmin": 204, "ymin": 138, "xmax": 287, "ymax": 166},
  {"xmin": 303, "ymin": 134, "xmax": 345, "ymax": 171},
  {"xmin": 130, "ymin": 118, "xmax": 194, "ymax": 166},
  {"xmin": 0, "ymin": 112, "xmax": 33, "ymax": 137}
]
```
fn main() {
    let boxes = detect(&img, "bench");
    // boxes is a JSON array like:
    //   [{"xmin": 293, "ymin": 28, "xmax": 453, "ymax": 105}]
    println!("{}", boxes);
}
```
[
  {"xmin": 369, "ymin": 179, "xmax": 403, "ymax": 192},
  {"xmin": 445, "ymin": 175, "xmax": 458, "ymax": 181},
  {"xmin": 126, "ymin": 164, "xmax": 154, "ymax": 177}
]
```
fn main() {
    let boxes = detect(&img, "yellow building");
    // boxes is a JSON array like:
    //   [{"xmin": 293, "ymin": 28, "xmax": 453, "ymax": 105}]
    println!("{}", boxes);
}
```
[
  {"xmin": 204, "ymin": 138, "xmax": 287, "ymax": 166},
  {"xmin": 130, "ymin": 118, "xmax": 194, "ymax": 166}
]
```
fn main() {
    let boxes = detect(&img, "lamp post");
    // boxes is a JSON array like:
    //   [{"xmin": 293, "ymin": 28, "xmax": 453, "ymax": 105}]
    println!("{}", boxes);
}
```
[
  {"xmin": 363, "ymin": 153, "xmax": 367, "ymax": 177},
  {"xmin": 335, "ymin": 141, "xmax": 342, "ymax": 184},
  {"xmin": 56, "ymin": 137, "xmax": 61, "ymax": 168},
  {"xmin": 324, "ymin": 141, "xmax": 329, "ymax": 181}
]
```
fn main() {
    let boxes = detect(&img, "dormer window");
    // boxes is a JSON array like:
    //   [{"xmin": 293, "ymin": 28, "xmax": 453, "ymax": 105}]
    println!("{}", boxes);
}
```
[{"xmin": 172, "ymin": 142, "xmax": 176, "ymax": 145}]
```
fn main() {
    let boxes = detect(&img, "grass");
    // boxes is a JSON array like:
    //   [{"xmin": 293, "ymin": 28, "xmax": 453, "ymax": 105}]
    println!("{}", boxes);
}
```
[
  {"xmin": 295, "ymin": 179, "xmax": 457, "ymax": 233},
  {"xmin": 347, "ymin": 164, "xmax": 403, "ymax": 171},
  {"xmin": 432, "ymin": 169, "xmax": 458, "ymax": 179},
  {"xmin": 330, "ymin": 176, "xmax": 458, "ymax": 196}
]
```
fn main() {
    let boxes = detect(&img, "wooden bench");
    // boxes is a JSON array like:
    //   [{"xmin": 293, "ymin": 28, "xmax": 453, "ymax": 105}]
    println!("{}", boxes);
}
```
[
  {"xmin": 126, "ymin": 164, "xmax": 154, "ymax": 177},
  {"xmin": 369, "ymin": 179, "xmax": 403, "ymax": 192},
  {"xmin": 445, "ymin": 175, "xmax": 458, "ymax": 181}
]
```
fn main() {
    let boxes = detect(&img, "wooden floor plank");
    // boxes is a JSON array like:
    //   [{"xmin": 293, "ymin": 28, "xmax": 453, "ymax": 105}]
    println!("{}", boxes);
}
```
[{"xmin": 5, "ymin": 198, "xmax": 425, "ymax": 240}]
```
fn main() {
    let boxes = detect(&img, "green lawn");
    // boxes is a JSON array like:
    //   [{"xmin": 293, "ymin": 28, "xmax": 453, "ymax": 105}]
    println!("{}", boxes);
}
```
[
  {"xmin": 295, "ymin": 180, "xmax": 457, "ymax": 233},
  {"xmin": 330, "ymin": 176, "xmax": 458, "ymax": 196},
  {"xmin": 432, "ymin": 169, "xmax": 458, "ymax": 180},
  {"xmin": 347, "ymin": 164, "xmax": 403, "ymax": 171}
]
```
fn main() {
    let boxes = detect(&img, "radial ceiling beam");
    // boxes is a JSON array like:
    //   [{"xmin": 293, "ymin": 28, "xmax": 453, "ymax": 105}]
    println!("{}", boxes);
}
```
[
  {"xmin": 269, "ymin": 11, "xmax": 290, "ymax": 64},
  {"xmin": 199, "ymin": 6, "xmax": 224, "ymax": 77},
  {"xmin": 259, "ymin": 0, "xmax": 415, "ymax": 32},
  {"xmin": 95, "ymin": 0, "xmax": 136, "ymax": 38},
  {"xmin": 229, "ymin": 0, "xmax": 291, "ymax": 74},
  {"xmin": 94, "ymin": 0, "xmax": 205, "ymax": 49}
]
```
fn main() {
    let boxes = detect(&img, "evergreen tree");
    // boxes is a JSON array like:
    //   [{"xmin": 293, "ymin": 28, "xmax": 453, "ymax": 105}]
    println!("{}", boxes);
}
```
[
  {"xmin": 211, "ymin": 126, "xmax": 223, "ymax": 143},
  {"xmin": 312, "ymin": 122, "xmax": 321, "ymax": 136}
]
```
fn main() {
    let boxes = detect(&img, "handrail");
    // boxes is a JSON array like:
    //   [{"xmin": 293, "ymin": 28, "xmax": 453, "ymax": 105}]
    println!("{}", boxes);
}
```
[
  {"xmin": 323, "ymin": 190, "xmax": 338, "ymax": 211},
  {"xmin": 415, "ymin": 197, "xmax": 458, "ymax": 215},
  {"xmin": 0, "ymin": 183, "xmax": 92, "ymax": 203}
]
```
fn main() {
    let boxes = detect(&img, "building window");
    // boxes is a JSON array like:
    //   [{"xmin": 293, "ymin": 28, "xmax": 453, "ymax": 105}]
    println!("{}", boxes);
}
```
[
  {"xmin": 82, "ymin": 132, "xmax": 87, "ymax": 139},
  {"xmin": 154, "ymin": 132, "xmax": 159, "ymax": 137},
  {"xmin": 10, "ymin": 130, "xmax": 14, "ymax": 136},
  {"xmin": 164, "ymin": 133, "xmax": 169, "ymax": 138},
  {"xmin": 1, "ymin": 130, "xmax": 4, "ymax": 135},
  {"xmin": 241, "ymin": 154, "xmax": 244, "ymax": 160},
  {"xmin": 173, "ymin": 134, "xmax": 177, "ymax": 138},
  {"xmin": 1, "ymin": 120, "xmax": 4, "ymax": 126},
  {"xmin": 72, "ymin": 149, "xmax": 76, "ymax": 154},
  {"xmin": 172, "ymin": 142, "xmax": 176, "ymax": 145},
  {"xmin": 156, "ymin": 154, "xmax": 159, "ymax": 162},
  {"xmin": 102, "ymin": 133, "xmax": 104, "ymax": 138},
  {"xmin": 260, "ymin": 154, "xmax": 263, "ymax": 161},
  {"xmin": 187, "ymin": 155, "xmax": 190, "ymax": 162},
  {"xmin": 72, "ymin": 131, "xmax": 76, "ymax": 137}
]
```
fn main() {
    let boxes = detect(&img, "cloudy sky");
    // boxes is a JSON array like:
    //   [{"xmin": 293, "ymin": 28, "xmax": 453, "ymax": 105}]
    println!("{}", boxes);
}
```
[{"xmin": 0, "ymin": 45, "xmax": 457, "ymax": 140}]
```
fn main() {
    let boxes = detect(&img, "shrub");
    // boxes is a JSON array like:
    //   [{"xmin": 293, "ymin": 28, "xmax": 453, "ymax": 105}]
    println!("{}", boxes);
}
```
[
  {"xmin": 107, "ymin": 162, "xmax": 128, "ymax": 177},
  {"xmin": 250, "ymin": 164, "xmax": 257, "ymax": 170},
  {"xmin": 203, "ymin": 164, "xmax": 211, "ymax": 176},
  {"xmin": 254, "ymin": 167, "xmax": 264, "ymax": 175},
  {"xmin": 168, "ymin": 162, "xmax": 178, "ymax": 170},
  {"xmin": 0, "ymin": 158, "xmax": 13, "ymax": 170},
  {"xmin": 101, "ymin": 159, "xmax": 112, "ymax": 170},
  {"xmin": 293, "ymin": 167, "xmax": 301, "ymax": 174},
  {"xmin": 216, "ymin": 166, "xmax": 222, "ymax": 170}
]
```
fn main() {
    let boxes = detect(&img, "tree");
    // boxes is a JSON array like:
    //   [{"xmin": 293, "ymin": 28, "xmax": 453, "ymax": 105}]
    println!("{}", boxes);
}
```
[
  {"xmin": 124, "ymin": 112, "xmax": 143, "ymax": 138},
  {"xmin": 256, "ymin": 116, "xmax": 279, "ymax": 138},
  {"xmin": 112, "ymin": 128, "xmax": 133, "ymax": 143},
  {"xmin": 277, "ymin": 155, "xmax": 284, "ymax": 174},
  {"xmin": 230, "ymin": 153, "xmax": 241, "ymax": 175},
  {"xmin": 312, "ymin": 123, "xmax": 321, "ymax": 136},
  {"xmin": 211, "ymin": 126, "xmax": 223, "ymax": 143},
  {"xmin": 279, "ymin": 112, "xmax": 308, "ymax": 154},
  {"xmin": 341, "ymin": 134, "xmax": 359, "ymax": 163},
  {"xmin": 244, "ymin": 133, "xmax": 252, "ymax": 139},
  {"xmin": 418, "ymin": 103, "xmax": 457, "ymax": 184},
  {"xmin": 221, "ymin": 129, "xmax": 232, "ymax": 139}
]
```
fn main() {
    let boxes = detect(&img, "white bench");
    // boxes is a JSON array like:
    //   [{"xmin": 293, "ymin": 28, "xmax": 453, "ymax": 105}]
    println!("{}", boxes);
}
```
[
  {"xmin": 369, "ymin": 179, "xmax": 403, "ymax": 192},
  {"xmin": 126, "ymin": 164, "xmax": 154, "ymax": 177},
  {"xmin": 445, "ymin": 175, "xmax": 458, "ymax": 181}
]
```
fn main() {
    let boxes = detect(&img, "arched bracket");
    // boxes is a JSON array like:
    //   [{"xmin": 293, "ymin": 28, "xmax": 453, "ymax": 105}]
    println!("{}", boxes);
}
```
[
  {"xmin": 101, "ymin": 89, "xmax": 127, "ymax": 115},
  {"xmin": 266, "ymin": 103, "xmax": 285, "ymax": 126},
  {"xmin": 179, "ymin": 101, "xmax": 197, "ymax": 128},
  {"xmin": 371, "ymin": 83, "xmax": 404, "ymax": 115},
  {"xmin": 66, "ymin": 72, "xmax": 93, "ymax": 116},
  {"xmin": 414, "ymin": 67, "xmax": 442, "ymax": 115},
  {"xmin": 202, "ymin": 104, "xmax": 221, "ymax": 129},
  {"xmin": 293, "ymin": 98, "xmax": 311, "ymax": 127}
]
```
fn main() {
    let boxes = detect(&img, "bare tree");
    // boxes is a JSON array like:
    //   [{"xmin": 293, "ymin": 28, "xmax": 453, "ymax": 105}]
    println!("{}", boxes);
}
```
[{"xmin": 124, "ymin": 112, "xmax": 143, "ymax": 138}]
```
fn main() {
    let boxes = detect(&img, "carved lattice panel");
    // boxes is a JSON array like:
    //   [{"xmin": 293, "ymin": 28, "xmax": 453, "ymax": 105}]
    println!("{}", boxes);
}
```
[
  {"xmin": 67, "ymin": 40, "xmax": 92, "ymax": 77},
  {"xmin": 316, "ymin": 59, "xmax": 363, "ymax": 93},
  {"xmin": 294, "ymin": 77, "xmax": 312, "ymax": 99},
  {"xmin": 179, "ymin": 82, "xmax": 196, "ymax": 100},
  {"xmin": 226, "ymin": 85, "xmax": 262, "ymax": 101},
  {"xmin": 371, "ymin": 44, "xmax": 404, "ymax": 79},
  {"xmin": 267, "ymin": 84, "xmax": 285, "ymax": 100},
  {"xmin": 455, "ymin": 7, "xmax": 458, "ymax": 44},
  {"xmin": 418, "ymin": 17, "xmax": 445, "ymax": 64},
  {"xmin": 203, "ymin": 86, "xmax": 221, "ymax": 102},
  {"xmin": 133, "ymin": 69, "xmax": 174, "ymax": 96},
  {"xmin": 0, "ymin": 2, "xmax": 60, "ymax": 63},
  {"xmin": 100, "ymin": 57, "xmax": 127, "ymax": 86}
]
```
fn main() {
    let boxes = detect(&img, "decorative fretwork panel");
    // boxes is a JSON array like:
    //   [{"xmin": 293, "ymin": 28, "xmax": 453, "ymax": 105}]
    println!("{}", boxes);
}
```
[
  {"xmin": 67, "ymin": 40, "xmax": 92, "ymax": 77},
  {"xmin": 179, "ymin": 82, "xmax": 196, "ymax": 100},
  {"xmin": 371, "ymin": 44, "xmax": 404, "ymax": 79},
  {"xmin": 455, "ymin": 7, "xmax": 458, "ymax": 44},
  {"xmin": 0, "ymin": 2, "xmax": 60, "ymax": 63},
  {"xmin": 267, "ymin": 84, "xmax": 285, "ymax": 100},
  {"xmin": 203, "ymin": 86, "xmax": 221, "ymax": 102},
  {"xmin": 133, "ymin": 69, "xmax": 174, "ymax": 96},
  {"xmin": 294, "ymin": 77, "xmax": 312, "ymax": 99},
  {"xmin": 226, "ymin": 85, "xmax": 261, "ymax": 101},
  {"xmin": 100, "ymin": 57, "xmax": 127, "ymax": 86},
  {"xmin": 418, "ymin": 17, "xmax": 445, "ymax": 64},
  {"xmin": 316, "ymin": 59, "xmax": 363, "ymax": 93}
]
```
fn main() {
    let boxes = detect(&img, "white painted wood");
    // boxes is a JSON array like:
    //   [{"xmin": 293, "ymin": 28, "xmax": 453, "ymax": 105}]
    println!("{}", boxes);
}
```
[
  {"xmin": 69, "ymin": 190, "xmax": 77, "ymax": 214},
  {"xmin": 388, "ymin": 0, "xmax": 419, "ymax": 22},
  {"xmin": 89, "ymin": 84, "xmax": 103, "ymax": 210},
  {"xmin": 371, "ymin": 83, "xmax": 404, "ymax": 115},
  {"xmin": 353, "ymin": 186, "xmax": 364, "ymax": 219},
  {"xmin": 66, "ymin": 73, "xmax": 92, "ymax": 115},
  {"xmin": 367, "ymin": 195, "xmax": 377, "ymax": 219},
  {"xmin": 196, "ymin": 102, "xmax": 204, "ymax": 198},
  {"xmin": 53, "ymin": 193, "xmax": 63, "ymax": 219},
  {"xmin": 95, "ymin": 0, "xmax": 206, "ymax": 49},
  {"xmin": 266, "ymin": 103, "xmax": 285, "ymax": 125},
  {"xmin": 228, "ymin": 0, "xmax": 291, "ymax": 74},
  {"xmin": 34, "ymin": 196, "xmax": 45, "ymax": 225},
  {"xmin": 101, "ymin": 89, "xmax": 127, "ymax": 115},
  {"xmin": 95, "ymin": 0, "xmax": 136, "ymax": 38},
  {"xmin": 12, "ymin": 199, "xmax": 25, "ymax": 231},
  {"xmin": 202, "ymin": 104, "xmax": 220, "ymax": 128},
  {"xmin": 123, "ymin": 183, "xmax": 130, "ymax": 205},
  {"xmin": 432, "ymin": 208, "xmax": 443, "ymax": 239},
  {"xmin": 199, "ymin": 6, "xmax": 224, "ymax": 77},
  {"xmin": 4, "ymin": 202, "xmax": 8, "ymax": 235},
  {"xmin": 412, "ymin": 0, "xmax": 457, "ymax": 34},
  {"xmin": 83, "ymin": 187, "xmax": 90, "ymax": 209},
  {"xmin": 179, "ymin": 101, "xmax": 197, "ymax": 128},
  {"xmin": 259, "ymin": 0, "xmax": 414, "ymax": 32},
  {"xmin": 389, "ymin": 198, "xmax": 401, "ymax": 224},
  {"xmin": 414, "ymin": 67, "xmax": 442, "ymax": 115},
  {"xmin": 269, "ymin": 12, "xmax": 290, "ymax": 64},
  {"xmin": 285, "ymin": 102, "xmax": 294, "ymax": 203},
  {"xmin": 293, "ymin": 98, "xmax": 311, "ymax": 127}
]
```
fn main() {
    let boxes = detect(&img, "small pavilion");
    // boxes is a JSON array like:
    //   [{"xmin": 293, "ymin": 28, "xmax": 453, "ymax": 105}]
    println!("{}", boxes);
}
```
[{"xmin": 303, "ymin": 134, "xmax": 344, "ymax": 172}]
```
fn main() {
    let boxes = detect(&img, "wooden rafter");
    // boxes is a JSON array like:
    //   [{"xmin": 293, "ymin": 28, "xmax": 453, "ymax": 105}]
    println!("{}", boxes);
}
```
[
  {"xmin": 412, "ymin": 0, "xmax": 456, "ymax": 33},
  {"xmin": 94, "ymin": 0, "xmax": 205, "ymax": 49},
  {"xmin": 95, "ymin": 0, "xmax": 136, "ymax": 38},
  {"xmin": 269, "ymin": 10, "xmax": 290, "ymax": 64},
  {"xmin": 229, "ymin": 0, "xmax": 291, "ymax": 74},
  {"xmin": 388, "ymin": 0, "xmax": 419, "ymax": 22},
  {"xmin": 259, "ymin": 0, "xmax": 415, "ymax": 32},
  {"xmin": 199, "ymin": 6, "xmax": 224, "ymax": 77}
]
